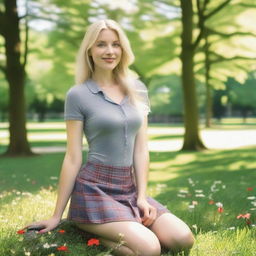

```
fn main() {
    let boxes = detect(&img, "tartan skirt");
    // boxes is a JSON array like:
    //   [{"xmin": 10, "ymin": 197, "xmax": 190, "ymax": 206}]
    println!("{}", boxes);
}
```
[{"xmin": 67, "ymin": 161, "xmax": 170, "ymax": 224}]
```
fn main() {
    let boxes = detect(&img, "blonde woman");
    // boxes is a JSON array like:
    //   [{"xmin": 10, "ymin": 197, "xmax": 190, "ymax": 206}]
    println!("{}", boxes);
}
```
[{"xmin": 25, "ymin": 19, "xmax": 194, "ymax": 256}]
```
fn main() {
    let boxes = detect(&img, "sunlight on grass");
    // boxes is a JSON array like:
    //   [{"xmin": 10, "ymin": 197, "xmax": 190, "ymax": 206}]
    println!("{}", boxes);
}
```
[{"xmin": 1, "ymin": 121, "xmax": 256, "ymax": 255}]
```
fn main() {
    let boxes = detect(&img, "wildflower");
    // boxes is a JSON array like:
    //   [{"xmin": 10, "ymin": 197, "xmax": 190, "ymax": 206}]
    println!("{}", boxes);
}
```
[
  {"xmin": 247, "ymin": 187, "xmax": 253, "ymax": 191},
  {"xmin": 195, "ymin": 189, "xmax": 203, "ymax": 193},
  {"xmin": 218, "ymin": 207, "xmax": 224, "ymax": 213},
  {"xmin": 118, "ymin": 233, "xmax": 124, "ymax": 238},
  {"xmin": 208, "ymin": 200, "xmax": 215, "ymax": 205},
  {"xmin": 177, "ymin": 194, "xmax": 186, "ymax": 198},
  {"xmin": 17, "ymin": 229, "xmax": 25, "ymax": 234},
  {"xmin": 179, "ymin": 189, "xmax": 189, "ymax": 194},
  {"xmin": 236, "ymin": 213, "xmax": 251, "ymax": 219},
  {"xmin": 87, "ymin": 238, "xmax": 100, "ymax": 246},
  {"xmin": 192, "ymin": 201, "xmax": 198, "ymax": 205},
  {"xmin": 57, "ymin": 245, "xmax": 68, "ymax": 251},
  {"xmin": 188, "ymin": 205, "xmax": 195, "ymax": 209},
  {"xmin": 195, "ymin": 194, "xmax": 205, "ymax": 197},
  {"xmin": 216, "ymin": 202, "xmax": 223, "ymax": 208},
  {"xmin": 251, "ymin": 201, "xmax": 256, "ymax": 206},
  {"xmin": 58, "ymin": 229, "xmax": 66, "ymax": 234},
  {"xmin": 192, "ymin": 224, "xmax": 198, "ymax": 233},
  {"xmin": 43, "ymin": 243, "xmax": 51, "ymax": 249},
  {"xmin": 247, "ymin": 196, "xmax": 256, "ymax": 200}
]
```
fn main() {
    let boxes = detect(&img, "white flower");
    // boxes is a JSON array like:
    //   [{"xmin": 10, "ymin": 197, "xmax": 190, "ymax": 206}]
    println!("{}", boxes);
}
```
[
  {"xmin": 192, "ymin": 201, "xmax": 198, "ymax": 205},
  {"xmin": 247, "ymin": 196, "xmax": 256, "ymax": 200},
  {"xmin": 195, "ymin": 189, "xmax": 203, "ymax": 193},
  {"xmin": 227, "ymin": 227, "xmax": 235, "ymax": 230},
  {"xmin": 216, "ymin": 202, "xmax": 223, "ymax": 208},
  {"xmin": 177, "ymin": 194, "xmax": 186, "ymax": 198},
  {"xmin": 251, "ymin": 201, "xmax": 256, "ymax": 206},
  {"xmin": 188, "ymin": 205, "xmax": 195, "ymax": 209},
  {"xmin": 179, "ymin": 189, "xmax": 189, "ymax": 194},
  {"xmin": 195, "ymin": 194, "xmax": 205, "ymax": 197},
  {"xmin": 43, "ymin": 243, "xmax": 50, "ymax": 249}
]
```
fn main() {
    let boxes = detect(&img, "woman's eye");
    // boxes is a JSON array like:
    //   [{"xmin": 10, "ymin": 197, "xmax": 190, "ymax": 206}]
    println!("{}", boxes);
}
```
[
  {"xmin": 97, "ymin": 43, "xmax": 105, "ymax": 47},
  {"xmin": 113, "ymin": 43, "xmax": 121, "ymax": 47}
]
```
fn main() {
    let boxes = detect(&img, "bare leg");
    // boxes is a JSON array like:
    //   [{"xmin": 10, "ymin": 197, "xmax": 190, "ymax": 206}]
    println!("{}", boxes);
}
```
[
  {"xmin": 75, "ymin": 221, "xmax": 161, "ymax": 256},
  {"xmin": 150, "ymin": 213, "xmax": 195, "ymax": 255}
]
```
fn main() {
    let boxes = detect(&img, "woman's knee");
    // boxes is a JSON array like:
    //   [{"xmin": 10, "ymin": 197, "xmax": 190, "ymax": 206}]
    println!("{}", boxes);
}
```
[
  {"xmin": 75, "ymin": 221, "xmax": 161, "ymax": 256},
  {"xmin": 165, "ymin": 229, "xmax": 195, "ymax": 252},
  {"xmin": 132, "ymin": 239, "xmax": 161, "ymax": 256},
  {"xmin": 125, "ymin": 229, "xmax": 161, "ymax": 256}
]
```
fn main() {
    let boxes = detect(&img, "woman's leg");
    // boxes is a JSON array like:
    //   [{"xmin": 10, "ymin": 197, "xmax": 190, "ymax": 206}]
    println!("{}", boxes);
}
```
[
  {"xmin": 75, "ymin": 221, "xmax": 161, "ymax": 256},
  {"xmin": 149, "ymin": 213, "xmax": 195, "ymax": 255}
]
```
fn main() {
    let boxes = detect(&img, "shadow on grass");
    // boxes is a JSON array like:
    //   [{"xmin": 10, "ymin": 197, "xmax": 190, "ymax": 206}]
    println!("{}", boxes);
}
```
[
  {"xmin": 149, "ymin": 134, "xmax": 183, "ymax": 140},
  {"xmin": 1, "ymin": 146, "xmax": 256, "ymax": 234},
  {"xmin": 149, "ymin": 146, "xmax": 256, "ymax": 233}
]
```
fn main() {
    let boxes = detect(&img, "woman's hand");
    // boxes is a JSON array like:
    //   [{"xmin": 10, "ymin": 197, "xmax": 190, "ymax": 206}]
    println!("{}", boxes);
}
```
[
  {"xmin": 23, "ymin": 216, "xmax": 61, "ymax": 234},
  {"xmin": 137, "ymin": 198, "xmax": 157, "ymax": 227}
]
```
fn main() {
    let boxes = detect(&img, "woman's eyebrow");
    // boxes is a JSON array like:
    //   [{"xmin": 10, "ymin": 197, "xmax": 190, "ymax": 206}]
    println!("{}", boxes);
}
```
[{"xmin": 96, "ymin": 40, "xmax": 120, "ymax": 43}]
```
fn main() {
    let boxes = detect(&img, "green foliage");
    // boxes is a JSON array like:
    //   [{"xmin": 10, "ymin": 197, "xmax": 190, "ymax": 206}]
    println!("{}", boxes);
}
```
[{"xmin": 149, "ymin": 74, "xmax": 183, "ymax": 115}]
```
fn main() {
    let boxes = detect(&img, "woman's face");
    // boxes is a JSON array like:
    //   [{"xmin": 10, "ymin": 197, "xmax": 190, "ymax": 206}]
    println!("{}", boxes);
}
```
[{"xmin": 90, "ymin": 29, "xmax": 122, "ymax": 72}]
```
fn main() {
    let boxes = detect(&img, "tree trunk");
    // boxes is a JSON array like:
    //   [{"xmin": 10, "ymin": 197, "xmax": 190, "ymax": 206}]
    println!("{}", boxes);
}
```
[
  {"xmin": 204, "ymin": 31, "xmax": 212, "ymax": 128},
  {"xmin": 180, "ymin": 0, "xmax": 206, "ymax": 150},
  {"xmin": 3, "ymin": 0, "xmax": 33, "ymax": 156}
]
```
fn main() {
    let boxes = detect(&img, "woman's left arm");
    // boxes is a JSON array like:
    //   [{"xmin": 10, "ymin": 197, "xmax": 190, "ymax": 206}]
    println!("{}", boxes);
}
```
[{"xmin": 133, "ymin": 115, "xmax": 157, "ymax": 226}]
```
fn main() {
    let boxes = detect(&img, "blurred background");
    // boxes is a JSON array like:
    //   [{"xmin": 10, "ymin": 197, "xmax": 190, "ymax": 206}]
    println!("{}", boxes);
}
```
[{"xmin": 0, "ymin": 0, "xmax": 256, "ymax": 155}]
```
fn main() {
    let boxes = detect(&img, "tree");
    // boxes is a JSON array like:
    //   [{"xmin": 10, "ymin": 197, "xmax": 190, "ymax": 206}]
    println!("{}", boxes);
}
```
[
  {"xmin": 180, "ymin": 0, "xmax": 206, "ymax": 150},
  {"xmin": 0, "ymin": 0, "xmax": 33, "ymax": 156}
]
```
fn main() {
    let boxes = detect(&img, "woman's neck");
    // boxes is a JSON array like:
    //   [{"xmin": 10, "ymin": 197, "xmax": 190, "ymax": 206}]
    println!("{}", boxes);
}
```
[{"xmin": 92, "ymin": 69, "xmax": 116, "ymax": 87}]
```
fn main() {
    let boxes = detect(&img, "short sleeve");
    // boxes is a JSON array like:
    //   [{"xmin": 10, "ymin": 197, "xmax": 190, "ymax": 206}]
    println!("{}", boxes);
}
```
[
  {"xmin": 64, "ymin": 88, "xmax": 84, "ymax": 121},
  {"xmin": 135, "ymin": 79, "xmax": 151, "ymax": 115}
]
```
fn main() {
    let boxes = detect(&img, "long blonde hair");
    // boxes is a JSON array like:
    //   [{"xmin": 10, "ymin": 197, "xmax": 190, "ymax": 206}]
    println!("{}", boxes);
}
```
[{"xmin": 75, "ymin": 19, "xmax": 150, "ymax": 115}]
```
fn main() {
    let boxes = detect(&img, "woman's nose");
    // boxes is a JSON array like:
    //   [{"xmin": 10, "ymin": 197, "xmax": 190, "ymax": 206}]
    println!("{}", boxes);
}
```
[{"xmin": 106, "ymin": 45, "xmax": 114, "ymax": 54}]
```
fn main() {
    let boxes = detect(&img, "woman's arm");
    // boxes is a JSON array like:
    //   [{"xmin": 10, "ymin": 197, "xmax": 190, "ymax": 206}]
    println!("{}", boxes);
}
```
[
  {"xmin": 133, "ymin": 115, "xmax": 150, "ymax": 200},
  {"xmin": 133, "ymin": 115, "xmax": 157, "ymax": 226},
  {"xmin": 24, "ymin": 120, "xmax": 84, "ymax": 233},
  {"xmin": 52, "ymin": 120, "xmax": 84, "ymax": 220}
]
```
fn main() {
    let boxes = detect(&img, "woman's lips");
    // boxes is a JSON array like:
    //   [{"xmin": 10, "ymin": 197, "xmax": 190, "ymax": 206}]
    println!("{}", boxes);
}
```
[{"xmin": 102, "ymin": 58, "xmax": 115, "ymax": 63}]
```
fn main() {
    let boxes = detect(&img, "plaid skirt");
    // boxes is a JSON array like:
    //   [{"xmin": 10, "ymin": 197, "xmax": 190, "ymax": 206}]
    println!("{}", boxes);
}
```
[{"xmin": 67, "ymin": 161, "xmax": 170, "ymax": 224}]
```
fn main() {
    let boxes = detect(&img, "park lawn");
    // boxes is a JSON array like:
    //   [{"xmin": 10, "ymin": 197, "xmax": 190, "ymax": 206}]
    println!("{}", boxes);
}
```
[
  {"xmin": 0, "ymin": 145, "xmax": 256, "ymax": 255},
  {"xmin": 0, "ymin": 120, "xmax": 256, "ymax": 255}
]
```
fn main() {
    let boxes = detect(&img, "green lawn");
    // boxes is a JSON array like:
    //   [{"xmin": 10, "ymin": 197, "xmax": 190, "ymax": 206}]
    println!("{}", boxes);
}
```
[{"xmin": 0, "ymin": 121, "xmax": 256, "ymax": 255}]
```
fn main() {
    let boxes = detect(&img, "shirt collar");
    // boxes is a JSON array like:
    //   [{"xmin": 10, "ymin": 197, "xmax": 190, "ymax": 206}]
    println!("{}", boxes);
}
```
[{"xmin": 86, "ymin": 79, "xmax": 103, "ymax": 94}]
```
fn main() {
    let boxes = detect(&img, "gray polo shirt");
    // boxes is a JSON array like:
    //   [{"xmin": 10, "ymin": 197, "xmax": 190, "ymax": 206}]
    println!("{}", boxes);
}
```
[{"xmin": 64, "ymin": 78, "xmax": 151, "ymax": 166}]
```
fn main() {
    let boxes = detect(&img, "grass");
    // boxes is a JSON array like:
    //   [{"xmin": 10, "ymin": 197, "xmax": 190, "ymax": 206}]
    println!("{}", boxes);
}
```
[{"xmin": 0, "ymin": 120, "xmax": 256, "ymax": 255}]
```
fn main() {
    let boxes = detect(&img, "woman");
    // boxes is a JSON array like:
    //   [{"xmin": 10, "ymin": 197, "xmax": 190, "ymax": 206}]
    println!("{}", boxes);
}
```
[{"xmin": 25, "ymin": 19, "xmax": 194, "ymax": 256}]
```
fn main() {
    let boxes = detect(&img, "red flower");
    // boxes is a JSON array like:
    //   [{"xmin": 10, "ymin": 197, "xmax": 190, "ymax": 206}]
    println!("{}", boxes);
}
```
[
  {"xmin": 247, "ymin": 187, "xmax": 253, "ymax": 191},
  {"xmin": 236, "ymin": 213, "xmax": 251, "ymax": 219},
  {"xmin": 208, "ymin": 200, "xmax": 215, "ymax": 205},
  {"xmin": 17, "ymin": 229, "xmax": 25, "ymax": 234},
  {"xmin": 57, "ymin": 246, "xmax": 68, "ymax": 251},
  {"xmin": 218, "ymin": 207, "xmax": 224, "ymax": 213},
  {"xmin": 87, "ymin": 238, "xmax": 100, "ymax": 246},
  {"xmin": 58, "ymin": 229, "xmax": 66, "ymax": 234}
]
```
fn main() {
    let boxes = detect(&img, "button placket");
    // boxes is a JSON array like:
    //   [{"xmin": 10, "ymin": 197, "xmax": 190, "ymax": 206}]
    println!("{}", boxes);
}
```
[{"xmin": 120, "ymin": 105, "xmax": 128, "ymax": 163}]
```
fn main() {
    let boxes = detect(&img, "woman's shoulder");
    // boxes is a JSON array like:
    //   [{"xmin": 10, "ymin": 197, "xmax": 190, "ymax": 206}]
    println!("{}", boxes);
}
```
[
  {"xmin": 66, "ymin": 81, "xmax": 90, "ymax": 97},
  {"xmin": 132, "ymin": 78, "xmax": 148, "ymax": 92}
]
